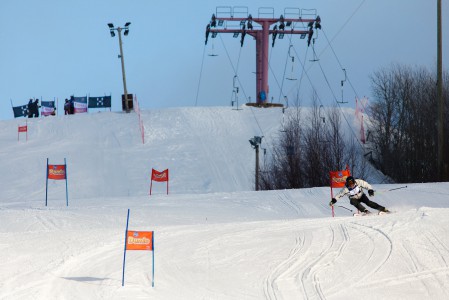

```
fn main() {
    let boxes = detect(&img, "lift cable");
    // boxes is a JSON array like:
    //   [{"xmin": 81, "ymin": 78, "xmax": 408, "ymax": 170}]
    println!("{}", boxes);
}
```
[
  {"xmin": 217, "ymin": 35, "xmax": 266, "ymax": 135},
  {"xmin": 194, "ymin": 44, "xmax": 207, "ymax": 106},
  {"xmin": 321, "ymin": 29, "xmax": 368, "ymax": 111},
  {"xmin": 287, "ymin": 42, "xmax": 367, "ymax": 154},
  {"xmin": 218, "ymin": 34, "xmax": 250, "ymax": 103},
  {"xmin": 283, "ymin": 44, "xmax": 310, "ymax": 107}
]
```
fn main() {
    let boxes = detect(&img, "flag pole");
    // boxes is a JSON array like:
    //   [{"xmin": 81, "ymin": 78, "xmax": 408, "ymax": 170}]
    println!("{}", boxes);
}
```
[
  {"xmin": 122, "ymin": 209, "xmax": 130, "ymax": 286},
  {"xmin": 46, "ymin": 158, "xmax": 49, "ymax": 206},
  {"xmin": 152, "ymin": 232, "xmax": 155, "ymax": 287},
  {"xmin": 64, "ymin": 158, "xmax": 69, "ymax": 206}
]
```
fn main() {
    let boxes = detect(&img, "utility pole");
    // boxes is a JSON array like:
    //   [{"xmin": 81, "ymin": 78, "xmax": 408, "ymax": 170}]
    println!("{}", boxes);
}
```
[
  {"xmin": 108, "ymin": 22, "xmax": 132, "ymax": 113},
  {"xmin": 437, "ymin": 0, "xmax": 446, "ymax": 180}
]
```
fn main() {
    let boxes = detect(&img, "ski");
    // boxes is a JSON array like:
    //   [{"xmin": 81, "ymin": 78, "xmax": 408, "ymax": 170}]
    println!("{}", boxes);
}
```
[
  {"xmin": 353, "ymin": 211, "xmax": 393, "ymax": 217},
  {"xmin": 353, "ymin": 212, "xmax": 371, "ymax": 217}
]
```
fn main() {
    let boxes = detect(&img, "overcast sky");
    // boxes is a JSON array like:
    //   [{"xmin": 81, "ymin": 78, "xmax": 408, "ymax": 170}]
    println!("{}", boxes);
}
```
[{"xmin": 1, "ymin": 0, "xmax": 447, "ymax": 120}]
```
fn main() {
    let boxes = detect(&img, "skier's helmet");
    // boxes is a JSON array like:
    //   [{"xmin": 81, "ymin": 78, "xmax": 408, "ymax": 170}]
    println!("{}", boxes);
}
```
[{"xmin": 346, "ymin": 176, "xmax": 355, "ymax": 187}]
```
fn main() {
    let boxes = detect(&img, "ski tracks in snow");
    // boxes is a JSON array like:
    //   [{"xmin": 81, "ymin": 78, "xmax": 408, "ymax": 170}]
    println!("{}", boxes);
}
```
[
  {"xmin": 263, "ymin": 216, "xmax": 398, "ymax": 300},
  {"xmin": 264, "ymin": 223, "xmax": 351, "ymax": 300}
]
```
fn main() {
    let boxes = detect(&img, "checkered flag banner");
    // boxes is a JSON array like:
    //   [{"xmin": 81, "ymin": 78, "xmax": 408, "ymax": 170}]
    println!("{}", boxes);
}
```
[{"xmin": 88, "ymin": 96, "xmax": 111, "ymax": 108}]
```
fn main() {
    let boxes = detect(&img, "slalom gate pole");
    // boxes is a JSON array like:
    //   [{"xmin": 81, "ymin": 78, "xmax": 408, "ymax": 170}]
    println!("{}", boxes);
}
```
[
  {"xmin": 45, "ymin": 158, "xmax": 49, "ymax": 207},
  {"xmin": 330, "ymin": 186, "xmax": 335, "ymax": 217},
  {"xmin": 64, "ymin": 158, "xmax": 69, "ymax": 206},
  {"xmin": 152, "ymin": 232, "xmax": 155, "ymax": 287},
  {"xmin": 122, "ymin": 209, "xmax": 130, "ymax": 286}
]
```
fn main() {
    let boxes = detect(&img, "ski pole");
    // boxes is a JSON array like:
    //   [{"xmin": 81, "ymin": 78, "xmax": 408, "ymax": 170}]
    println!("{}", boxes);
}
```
[
  {"xmin": 377, "ymin": 185, "xmax": 408, "ymax": 193},
  {"xmin": 337, "ymin": 205, "xmax": 353, "ymax": 212},
  {"xmin": 388, "ymin": 185, "xmax": 407, "ymax": 192}
]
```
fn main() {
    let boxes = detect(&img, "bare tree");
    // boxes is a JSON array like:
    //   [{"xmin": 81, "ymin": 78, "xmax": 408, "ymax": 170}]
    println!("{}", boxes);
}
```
[
  {"xmin": 259, "ymin": 101, "xmax": 369, "ymax": 190},
  {"xmin": 368, "ymin": 64, "xmax": 448, "ymax": 182}
]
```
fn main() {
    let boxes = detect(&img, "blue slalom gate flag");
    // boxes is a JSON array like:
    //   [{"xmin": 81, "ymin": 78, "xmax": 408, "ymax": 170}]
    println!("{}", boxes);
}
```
[{"xmin": 88, "ymin": 96, "xmax": 111, "ymax": 108}]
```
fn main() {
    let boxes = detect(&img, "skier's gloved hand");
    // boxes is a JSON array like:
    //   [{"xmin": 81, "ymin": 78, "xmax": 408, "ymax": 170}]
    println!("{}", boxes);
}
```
[
  {"xmin": 368, "ymin": 189, "xmax": 374, "ymax": 196},
  {"xmin": 329, "ymin": 198, "xmax": 337, "ymax": 206}
]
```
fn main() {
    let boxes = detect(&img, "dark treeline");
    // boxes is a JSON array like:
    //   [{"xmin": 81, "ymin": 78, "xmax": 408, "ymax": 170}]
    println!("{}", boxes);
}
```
[
  {"xmin": 259, "ymin": 100, "xmax": 368, "ymax": 190},
  {"xmin": 368, "ymin": 64, "xmax": 449, "ymax": 183},
  {"xmin": 258, "ymin": 64, "xmax": 448, "ymax": 190}
]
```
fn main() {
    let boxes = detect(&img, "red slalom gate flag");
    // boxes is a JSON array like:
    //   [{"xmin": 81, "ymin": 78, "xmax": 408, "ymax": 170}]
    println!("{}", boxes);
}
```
[
  {"xmin": 18, "ymin": 123, "xmax": 28, "ymax": 141},
  {"xmin": 46, "ymin": 158, "xmax": 69, "ymax": 207},
  {"xmin": 329, "ymin": 169, "xmax": 350, "ymax": 188},
  {"xmin": 48, "ymin": 164, "xmax": 67, "ymax": 180},
  {"xmin": 329, "ymin": 168, "xmax": 351, "ymax": 217},
  {"xmin": 151, "ymin": 169, "xmax": 168, "ymax": 182},
  {"xmin": 150, "ymin": 168, "xmax": 169, "ymax": 195}
]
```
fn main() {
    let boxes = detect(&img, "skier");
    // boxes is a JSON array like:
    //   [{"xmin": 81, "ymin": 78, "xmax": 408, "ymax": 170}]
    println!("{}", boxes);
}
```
[{"xmin": 329, "ymin": 176, "xmax": 390, "ymax": 215}]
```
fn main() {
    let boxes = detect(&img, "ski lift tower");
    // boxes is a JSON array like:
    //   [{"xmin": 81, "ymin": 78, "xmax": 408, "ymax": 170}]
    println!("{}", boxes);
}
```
[{"xmin": 205, "ymin": 7, "xmax": 321, "ymax": 107}]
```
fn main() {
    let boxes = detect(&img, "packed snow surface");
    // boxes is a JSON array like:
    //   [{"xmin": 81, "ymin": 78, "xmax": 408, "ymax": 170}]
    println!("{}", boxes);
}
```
[{"xmin": 1, "ymin": 107, "xmax": 449, "ymax": 299}]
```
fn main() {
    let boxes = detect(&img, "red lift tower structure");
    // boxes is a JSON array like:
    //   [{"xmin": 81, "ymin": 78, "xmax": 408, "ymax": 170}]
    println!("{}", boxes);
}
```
[{"xmin": 205, "ymin": 7, "xmax": 321, "ymax": 107}]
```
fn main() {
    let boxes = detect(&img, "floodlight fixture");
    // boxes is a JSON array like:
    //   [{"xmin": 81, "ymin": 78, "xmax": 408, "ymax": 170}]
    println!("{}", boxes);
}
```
[
  {"xmin": 124, "ymin": 22, "xmax": 131, "ymax": 27},
  {"xmin": 110, "ymin": 30, "xmax": 115, "ymax": 37},
  {"xmin": 249, "ymin": 136, "xmax": 262, "ymax": 148},
  {"xmin": 108, "ymin": 23, "xmax": 114, "ymax": 29},
  {"xmin": 249, "ymin": 135, "xmax": 263, "ymax": 191},
  {"xmin": 124, "ymin": 29, "xmax": 129, "ymax": 36}
]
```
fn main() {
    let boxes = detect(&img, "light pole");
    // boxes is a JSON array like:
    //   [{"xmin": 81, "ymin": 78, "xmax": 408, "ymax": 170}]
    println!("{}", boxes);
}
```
[
  {"xmin": 108, "ymin": 22, "xmax": 131, "ymax": 113},
  {"xmin": 436, "ymin": 0, "xmax": 447, "ymax": 180},
  {"xmin": 249, "ymin": 136, "xmax": 263, "ymax": 191}
]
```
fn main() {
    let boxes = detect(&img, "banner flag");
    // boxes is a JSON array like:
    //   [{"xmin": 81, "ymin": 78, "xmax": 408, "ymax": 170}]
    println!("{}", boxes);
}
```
[
  {"xmin": 329, "ymin": 169, "xmax": 350, "ymax": 188},
  {"xmin": 47, "ymin": 164, "xmax": 67, "ymax": 180},
  {"xmin": 360, "ymin": 115, "xmax": 366, "ymax": 144},
  {"xmin": 18, "ymin": 120, "xmax": 28, "ymax": 141},
  {"xmin": 13, "ymin": 105, "xmax": 29, "ymax": 118},
  {"xmin": 88, "ymin": 96, "xmax": 111, "ymax": 108},
  {"xmin": 41, "ymin": 101, "xmax": 55, "ymax": 116},
  {"xmin": 150, "ymin": 168, "xmax": 169, "ymax": 195},
  {"xmin": 329, "ymin": 168, "xmax": 351, "ymax": 217},
  {"xmin": 71, "ymin": 96, "xmax": 88, "ymax": 113},
  {"xmin": 46, "ymin": 158, "xmax": 69, "ymax": 206},
  {"xmin": 151, "ymin": 169, "xmax": 169, "ymax": 182},
  {"xmin": 126, "ymin": 231, "xmax": 153, "ymax": 251},
  {"xmin": 122, "ymin": 209, "xmax": 155, "ymax": 287}
]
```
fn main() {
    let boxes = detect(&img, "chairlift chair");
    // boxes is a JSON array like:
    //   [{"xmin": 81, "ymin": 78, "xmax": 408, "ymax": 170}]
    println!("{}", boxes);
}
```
[
  {"xmin": 338, "ymin": 68, "xmax": 348, "ymax": 103},
  {"xmin": 286, "ymin": 45, "xmax": 297, "ymax": 80},
  {"xmin": 309, "ymin": 38, "xmax": 319, "ymax": 62},
  {"xmin": 208, "ymin": 42, "xmax": 218, "ymax": 57}
]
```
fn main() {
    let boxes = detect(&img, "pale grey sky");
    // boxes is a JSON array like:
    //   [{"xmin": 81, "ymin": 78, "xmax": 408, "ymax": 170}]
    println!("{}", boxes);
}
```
[{"xmin": 1, "ymin": 0, "xmax": 447, "ymax": 119}]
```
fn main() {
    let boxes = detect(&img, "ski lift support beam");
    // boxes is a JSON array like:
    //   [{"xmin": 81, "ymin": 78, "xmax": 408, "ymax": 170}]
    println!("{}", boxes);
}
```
[{"xmin": 205, "ymin": 7, "xmax": 321, "ymax": 106}]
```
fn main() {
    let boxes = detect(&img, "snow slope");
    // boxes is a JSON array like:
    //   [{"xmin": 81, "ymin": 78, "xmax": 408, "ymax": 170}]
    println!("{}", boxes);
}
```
[{"xmin": 1, "ymin": 106, "xmax": 449, "ymax": 300}]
